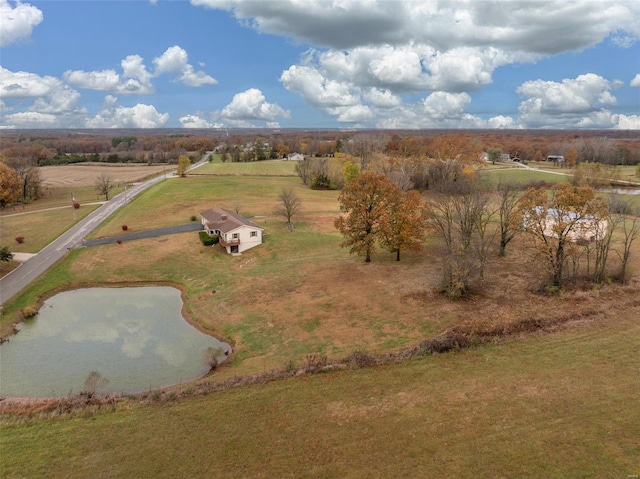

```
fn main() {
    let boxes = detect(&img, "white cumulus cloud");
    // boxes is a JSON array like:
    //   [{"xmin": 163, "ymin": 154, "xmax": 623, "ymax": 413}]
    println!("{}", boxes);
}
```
[
  {"xmin": 86, "ymin": 103, "xmax": 169, "ymax": 128},
  {"xmin": 64, "ymin": 55, "xmax": 154, "ymax": 95},
  {"xmin": 517, "ymin": 73, "xmax": 625, "ymax": 128},
  {"xmin": 631, "ymin": 74, "xmax": 640, "ymax": 87},
  {"xmin": 153, "ymin": 45, "xmax": 217, "ymax": 86},
  {"xmin": 0, "ymin": 0, "xmax": 43, "ymax": 46},
  {"xmin": 179, "ymin": 114, "xmax": 223, "ymax": 128},
  {"xmin": 220, "ymin": 88, "xmax": 289, "ymax": 121}
]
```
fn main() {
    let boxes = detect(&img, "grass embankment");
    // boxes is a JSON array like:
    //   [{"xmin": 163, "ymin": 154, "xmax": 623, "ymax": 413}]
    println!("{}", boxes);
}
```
[{"xmin": 2, "ymin": 311, "xmax": 639, "ymax": 478}]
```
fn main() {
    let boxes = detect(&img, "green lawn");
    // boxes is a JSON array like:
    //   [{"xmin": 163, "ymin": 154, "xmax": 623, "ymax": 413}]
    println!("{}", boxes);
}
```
[
  {"xmin": 194, "ymin": 159, "xmax": 298, "ymax": 176},
  {"xmin": 87, "ymin": 175, "xmax": 328, "ymax": 238},
  {"xmin": 0, "ymin": 205, "xmax": 100, "ymax": 253},
  {"xmin": 2, "ymin": 312, "xmax": 638, "ymax": 478},
  {"xmin": 479, "ymin": 168, "xmax": 569, "ymax": 186}
]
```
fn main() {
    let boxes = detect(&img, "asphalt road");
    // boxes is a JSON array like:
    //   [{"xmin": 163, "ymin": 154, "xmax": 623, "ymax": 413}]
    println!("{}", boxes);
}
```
[{"xmin": 0, "ymin": 153, "xmax": 210, "ymax": 306}]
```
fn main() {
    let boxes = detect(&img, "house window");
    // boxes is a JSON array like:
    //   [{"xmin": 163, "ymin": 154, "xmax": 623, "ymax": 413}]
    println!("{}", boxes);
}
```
[
  {"xmin": 250, "ymin": 231, "xmax": 257, "ymax": 237},
  {"xmin": 232, "ymin": 233, "xmax": 239, "ymax": 239}
]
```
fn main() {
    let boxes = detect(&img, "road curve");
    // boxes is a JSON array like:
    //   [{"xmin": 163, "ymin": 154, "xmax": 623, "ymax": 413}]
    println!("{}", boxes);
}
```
[{"xmin": 0, "ymin": 153, "xmax": 211, "ymax": 306}]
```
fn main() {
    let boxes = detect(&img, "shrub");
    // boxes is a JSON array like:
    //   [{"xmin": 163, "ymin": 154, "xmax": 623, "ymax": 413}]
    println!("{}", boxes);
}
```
[
  {"xmin": 116, "ymin": 239, "xmax": 122, "ymax": 245},
  {"xmin": 0, "ymin": 246, "xmax": 13, "ymax": 262},
  {"xmin": 15, "ymin": 236, "xmax": 24, "ymax": 244},
  {"xmin": 190, "ymin": 215, "xmax": 197, "ymax": 222},
  {"xmin": 199, "ymin": 231, "xmax": 219, "ymax": 246},
  {"xmin": 22, "ymin": 306, "xmax": 38, "ymax": 319},
  {"xmin": 73, "ymin": 202, "xmax": 80, "ymax": 209},
  {"xmin": 121, "ymin": 225, "xmax": 128, "ymax": 231}
]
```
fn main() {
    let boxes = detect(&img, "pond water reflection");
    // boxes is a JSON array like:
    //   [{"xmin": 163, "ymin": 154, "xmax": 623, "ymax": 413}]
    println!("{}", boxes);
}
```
[{"xmin": 0, "ymin": 287, "xmax": 229, "ymax": 397}]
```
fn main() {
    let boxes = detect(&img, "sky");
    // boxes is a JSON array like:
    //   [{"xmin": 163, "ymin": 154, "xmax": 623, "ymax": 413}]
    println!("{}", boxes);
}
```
[{"xmin": 0, "ymin": 0, "xmax": 639, "ymax": 130}]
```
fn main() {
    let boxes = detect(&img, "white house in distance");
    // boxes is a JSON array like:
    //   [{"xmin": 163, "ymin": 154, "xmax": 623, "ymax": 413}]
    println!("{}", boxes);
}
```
[
  {"xmin": 200, "ymin": 207, "xmax": 264, "ymax": 254},
  {"xmin": 524, "ymin": 207, "xmax": 608, "ymax": 243},
  {"xmin": 285, "ymin": 153, "xmax": 304, "ymax": 161}
]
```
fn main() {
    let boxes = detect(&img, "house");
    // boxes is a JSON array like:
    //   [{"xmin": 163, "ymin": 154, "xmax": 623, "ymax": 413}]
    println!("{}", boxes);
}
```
[
  {"xmin": 286, "ymin": 153, "xmax": 304, "ymax": 161},
  {"xmin": 524, "ymin": 207, "xmax": 608, "ymax": 243},
  {"xmin": 200, "ymin": 207, "xmax": 264, "ymax": 254},
  {"xmin": 546, "ymin": 155, "xmax": 565, "ymax": 165}
]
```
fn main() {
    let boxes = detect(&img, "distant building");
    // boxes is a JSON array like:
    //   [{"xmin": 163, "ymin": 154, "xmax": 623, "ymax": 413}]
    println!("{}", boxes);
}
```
[{"xmin": 547, "ymin": 155, "xmax": 565, "ymax": 164}]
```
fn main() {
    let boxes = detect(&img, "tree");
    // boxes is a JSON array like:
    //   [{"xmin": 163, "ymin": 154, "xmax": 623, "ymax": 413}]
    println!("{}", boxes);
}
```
[
  {"xmin": 295, "ymin": 158, "xmax": 312, "ymax": 185},
  {"xmin": 379, "ymin": 190, "xmax": 425, "ymax": 261},
  {"xmin": 334, "ymin": 172, "xmax": 397, "ymax": 262},
  {"xmin": 177, "ymin": 155, "xmax": 191, "ymax": 177},
  {"xmin": 565, "ymin": 147, "xmax": 578, "ymax": 168},
  {"xmin": 487, "ymin": 148, "xmax": 502, "ymax": 164},
  {"xmin": 275, "ymin": 188, "xmax": 302, "ymax": 231},
  {"xmin": 342, "ymin": 160, "xmax": 361, "ymax": 184},
  {"xmin": 617, "ymin": 213, "xmax": 640, "ymax": 283},
  {"xmin": 426, "ymin": 171, "xmax": 493, "ymax": 297},
  {"xmin": 95, "ymin": 173, "xmax": 114, "ymax": 201},
  {"xmin": 0, "ymin": 246, "xmax": 14, "ymax": 262},
  {"xmin": 0, "ymin": 162, "xmax": 21, "ymax": 207},
  {"xmin": 497, "ymin": 181, "xmax": 524, "ymax": 256},
  {"xmin": 520, "ymin": 184, "xmax": 608, "ymax": 288}
]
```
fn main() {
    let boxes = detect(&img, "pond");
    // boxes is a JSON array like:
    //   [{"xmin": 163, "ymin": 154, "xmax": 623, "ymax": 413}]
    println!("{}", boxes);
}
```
[{"xmin": 0, "ymin": 286, "xmax": 229, "ymax": 397}]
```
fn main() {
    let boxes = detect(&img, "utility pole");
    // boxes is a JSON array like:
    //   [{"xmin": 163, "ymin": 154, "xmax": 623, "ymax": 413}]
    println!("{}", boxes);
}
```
[{"xmin": 71, "ymin": 193, "xmax": 76, "ymax": 221}]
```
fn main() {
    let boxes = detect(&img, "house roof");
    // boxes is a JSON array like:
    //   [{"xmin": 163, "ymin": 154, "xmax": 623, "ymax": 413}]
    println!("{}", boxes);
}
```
[{"xmin": 200, "ymin": 207, "xmax": 263, "ymax": 234}]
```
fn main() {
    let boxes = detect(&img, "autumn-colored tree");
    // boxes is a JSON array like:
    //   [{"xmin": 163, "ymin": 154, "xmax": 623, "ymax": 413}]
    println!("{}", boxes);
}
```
[
  {"xmin": 177, "ymin": 155, "xmax": 191, "ymax": 177},
  {"xmin": 521, "ymin": 184, "xmax": 608, "ymax": 288},
  {"xmin": 341, "ymin": 160, "xmax": 361, "ymax": 184},
  {"xmin": 565, "ymin": 147, "xmax": 578, "ymax": 168},
  {"xmin": 0, "ymin": 162, "xmax": 22, "ymax": 207},
  {"xmin": 379, "ymin": 190, "xmax": 425, "ymax": 261},
  {"xmin": 334, "ymin": 172, "xmax": 398, "ymax": 262}
]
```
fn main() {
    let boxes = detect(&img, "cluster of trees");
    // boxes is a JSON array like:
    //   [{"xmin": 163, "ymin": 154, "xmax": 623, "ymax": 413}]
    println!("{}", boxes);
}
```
[
  {"xmin": 334, "ymin": 172, "xmax": 425, "ymax": 263},
  {"xmin": 0, "ymin": 159, "xmax": 42, "ymax": 207},
  {"xmin": 329, "ymin": 142, "xmax": 639, "ymax": 297}
]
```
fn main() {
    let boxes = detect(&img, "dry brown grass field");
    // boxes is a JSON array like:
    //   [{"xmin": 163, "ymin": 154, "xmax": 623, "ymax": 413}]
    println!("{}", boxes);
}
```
[{"xmin": 39, "ymin": 163, "xmax": 170, "ymax": 188}]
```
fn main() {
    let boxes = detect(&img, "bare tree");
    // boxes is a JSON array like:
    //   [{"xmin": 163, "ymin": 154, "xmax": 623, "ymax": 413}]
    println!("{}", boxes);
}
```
[
  {"xmin": 275, "ymin": 187, "xmax": 302, "ymax": 231},
  {"xmin": 497, "ymin": 181, "xmax": 524, "ymax": 256},
  {"xmin": 95, "ymin": 173, "xmax": 114, "ymax": 201},
  {"xmin": 617, "ymin": 212, "xmax": 640, "ymax": 283},
  {"xmin": 427, "ymin": 173, "xmax": 493, "ymax": 297}
]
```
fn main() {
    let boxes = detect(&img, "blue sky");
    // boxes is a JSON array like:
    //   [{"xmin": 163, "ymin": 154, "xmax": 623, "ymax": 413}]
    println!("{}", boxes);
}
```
[{"xmin": 1, "ymin": 0, "xmax": 639, "ymax": 130}]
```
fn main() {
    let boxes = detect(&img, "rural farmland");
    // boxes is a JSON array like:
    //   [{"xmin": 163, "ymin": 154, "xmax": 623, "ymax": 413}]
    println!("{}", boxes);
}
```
[{"xmin": 1, "ymin": 132, "xmax": 639, "ymax": 479}]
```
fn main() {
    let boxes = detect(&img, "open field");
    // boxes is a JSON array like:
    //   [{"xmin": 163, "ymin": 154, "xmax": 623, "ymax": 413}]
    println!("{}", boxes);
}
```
[
  {"xmin": 2, "ymin": 162, "xmax": 640, "ymax": 476},
  {"xmin": 194, "ymin": 158, "xmax": 298, "ymax": 176},
  {"xmin": 2, "ymin": 311, "xmax": 639, "ymax": 478},
  {"xmin": 40, "ymin": 163, "xmax": 171, "ymax": 188},
  {"xmin": 479, "ymin": 167, "xmax": 569, "ymax": 186},
  {"xmin": 1, "ymin": 205, "xmax": 100, "ymax": 254}
]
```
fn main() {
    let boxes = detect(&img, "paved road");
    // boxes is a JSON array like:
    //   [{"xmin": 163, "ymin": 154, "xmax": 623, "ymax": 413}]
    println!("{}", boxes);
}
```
[{"xmin": 0, "ymin": 152, "xmax": 211, "ymax": 306}]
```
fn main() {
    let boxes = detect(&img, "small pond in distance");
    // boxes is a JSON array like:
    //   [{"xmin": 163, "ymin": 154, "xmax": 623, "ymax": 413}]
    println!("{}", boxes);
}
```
[{"xmin": 0, "ymin": 286, "xmax": 229, "ymax": 397}]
